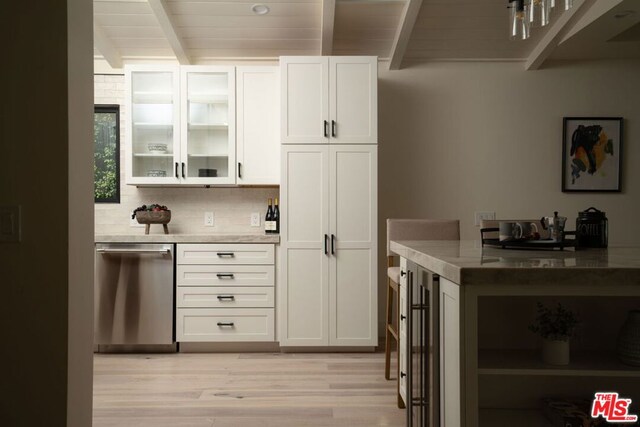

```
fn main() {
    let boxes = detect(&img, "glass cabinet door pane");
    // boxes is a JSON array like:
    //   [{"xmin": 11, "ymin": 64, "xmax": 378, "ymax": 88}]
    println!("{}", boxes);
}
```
[
  {"xmin": 186, "ymin": 72, "xmax": 231, "ymax": 179},
  {"xmin": 131, "ymin": 71, "xmax": 175, "ymax": 179}
]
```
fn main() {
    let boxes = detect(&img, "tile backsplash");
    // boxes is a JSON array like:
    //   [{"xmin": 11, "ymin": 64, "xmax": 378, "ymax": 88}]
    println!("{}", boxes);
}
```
[{"xmin": 94, "ymin": 74, "xmax": 278, "ymax": 235}]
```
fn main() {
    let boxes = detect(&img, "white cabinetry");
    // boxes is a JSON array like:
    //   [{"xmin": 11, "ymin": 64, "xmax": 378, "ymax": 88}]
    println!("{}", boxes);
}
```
[
  {"xmin": 440, "ymin": 277, "xmax": 461, "ymax": 427},
  {"xmin": 176, "ymin": 243, "xmax": 276, "ymax": 342},
  {"xmin": 399, "ymin": 257, "xmax": 408, "ymax": 404},
  {"xmin": 236, "ymin": 66, "xmax": 280, "ymax": 185},
  {"xmin": 280, "ymin": 56, "xmax": 377, "ymax": 144},
  {"xmin": 180, "ymin": 66, "xmax": 236, "ymax": 185},
  {"xmin": 125, "ymin": 65, "xmax": 279, "ymax": 186},
  {"xmin": 280, "ymin": 145, "xmax": 377, "ymax": 347},
  {"xmin": 125, "ymin": 65, "xmax": 181, "ymax": 185}
]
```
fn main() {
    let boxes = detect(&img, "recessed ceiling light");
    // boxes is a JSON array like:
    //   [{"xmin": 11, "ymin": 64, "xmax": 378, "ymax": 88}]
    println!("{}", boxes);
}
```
[
  {"xmin": 614, "ymin": 10, "xmax": 636, "ymax": 19},
  {"xmin": 251, "ymin": 4, "xmax": 270, "ymax": 15}
]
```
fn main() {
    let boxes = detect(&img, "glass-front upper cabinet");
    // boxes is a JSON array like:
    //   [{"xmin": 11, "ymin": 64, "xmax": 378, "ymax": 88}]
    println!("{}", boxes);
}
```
[
  {"xmin": 125, "ymin": 65, "xmax": 181, "ymax": 185},
  {"xmin": 181, "ymin": 66, "xmax": 236, "ymax": 184}
]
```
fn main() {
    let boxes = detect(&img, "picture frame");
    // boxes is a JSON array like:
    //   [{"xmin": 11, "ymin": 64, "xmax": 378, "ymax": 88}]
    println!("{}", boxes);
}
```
[{"xmin": 562, "ymin": 117, "xmax": 623, "ymax": 192}]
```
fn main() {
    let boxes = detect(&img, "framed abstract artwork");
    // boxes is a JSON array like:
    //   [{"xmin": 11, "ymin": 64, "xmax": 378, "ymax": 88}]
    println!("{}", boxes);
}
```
[{"xmin": 562, "ymin": 117, "xmax": 623, "ymax": 192}]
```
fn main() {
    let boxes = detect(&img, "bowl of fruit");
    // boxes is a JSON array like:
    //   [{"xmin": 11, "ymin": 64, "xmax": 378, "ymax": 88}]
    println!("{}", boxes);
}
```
[{"xmin": 132, "ymin": 205, "xmax": 171, "ymax": 234}]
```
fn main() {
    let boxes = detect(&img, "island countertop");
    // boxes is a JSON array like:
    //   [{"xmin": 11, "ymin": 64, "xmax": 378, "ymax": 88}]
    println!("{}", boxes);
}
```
[
  {"xmin": 390, "ymin": 240, "xmax": 640, "ymax": 286},
  {"xmin": 95, "ymin": 234, "xmax": 280, "ymax": 244}
]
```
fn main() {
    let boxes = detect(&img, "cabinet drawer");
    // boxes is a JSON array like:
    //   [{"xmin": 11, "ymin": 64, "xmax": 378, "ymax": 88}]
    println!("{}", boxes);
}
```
[
  {"xmin": 176, "ymin": 308, "xmax": 275, "ymax": 342},
  {"xmin": 177, "ymin": 287, "xmax": 274, "ymax": 308},
  {"xmin": 177, "ymin": 265, "xmax": 274, "ymax": 287},
  {"xmin": 177, "ymin": 244, "xmax": 274, "ymax": 265}
]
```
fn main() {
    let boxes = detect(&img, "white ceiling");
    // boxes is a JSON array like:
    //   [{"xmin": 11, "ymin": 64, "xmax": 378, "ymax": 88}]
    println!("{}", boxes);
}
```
[{"xmin": 93, "ymin": 0, "xmax": 640, "ymax": 69}]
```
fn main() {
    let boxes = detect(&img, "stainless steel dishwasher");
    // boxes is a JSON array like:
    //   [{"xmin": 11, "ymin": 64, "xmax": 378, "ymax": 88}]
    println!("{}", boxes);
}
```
[{"xmin": 95, "ymin": 243, "xmax": 174, "ymax": 346}]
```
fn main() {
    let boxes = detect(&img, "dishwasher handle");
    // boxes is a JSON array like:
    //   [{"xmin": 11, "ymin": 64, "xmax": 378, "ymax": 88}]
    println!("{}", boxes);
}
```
[{"xmin": 96, "ymin": 248, "xmax": 171, "ymax": 255}]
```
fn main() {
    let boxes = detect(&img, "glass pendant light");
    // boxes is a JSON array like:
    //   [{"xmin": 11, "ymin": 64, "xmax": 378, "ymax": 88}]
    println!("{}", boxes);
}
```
[
  {"xmin": 562, "ymin": 0, "xmax": 574, "ymax": 10},
  {"xmin": 529, "ymin": 0, "xmax": 551, "ymax": 27},
  {"xmin": 510, "ymin": 0, "xmax": 531, "ymax": 40}
]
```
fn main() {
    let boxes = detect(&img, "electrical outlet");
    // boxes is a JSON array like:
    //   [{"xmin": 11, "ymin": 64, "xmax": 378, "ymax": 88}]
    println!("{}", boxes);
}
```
[
  {"xmin": 204, "ymin": 212, "xmax": 214, "ymax": 227},
  {"xmin": 250, "ymin": 213, "xmax": 261, "ymax": 227},
  {"xmin": 0, "ymin": 205, "xmax": 21, "ymax": 242},
  {"xmin": 474, "ymin": 211, "xmax": 496, "ymax": 226}
]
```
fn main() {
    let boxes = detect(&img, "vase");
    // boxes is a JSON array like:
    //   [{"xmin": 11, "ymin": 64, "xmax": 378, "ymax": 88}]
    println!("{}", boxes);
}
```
[
  {"xmin": 542, "ymin": 339, "xmax": 570, "ymax": 365},
  {"xmin": 617, "ymin": 310, "xmax": 640, "ymax": 366}
]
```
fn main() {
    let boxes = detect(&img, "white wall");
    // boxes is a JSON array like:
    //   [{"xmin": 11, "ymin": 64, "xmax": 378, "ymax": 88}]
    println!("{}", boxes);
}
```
[
  {"xmin": 376, "ymin": 59, "xmax": 640, "ymax": 332},
  {"xmin": 94, "ymin": 75, "xmax": 279, "ymax": 235},
  {"xmin": 68, "ymin": 0, "xmax": 95, "ymax": 425},
  {"xmin": 378, "ymin": 60, "xmax": 639, "ymax": 243},
  {"xmin": 0, "ymin": 0, "xmax": 94, "ymax": 425}
]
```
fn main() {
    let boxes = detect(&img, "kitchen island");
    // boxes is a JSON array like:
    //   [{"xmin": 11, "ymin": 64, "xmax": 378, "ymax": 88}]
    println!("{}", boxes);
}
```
[{"xmin": 391, "ymin": 240, "xmax": 640, "ymax": 427}]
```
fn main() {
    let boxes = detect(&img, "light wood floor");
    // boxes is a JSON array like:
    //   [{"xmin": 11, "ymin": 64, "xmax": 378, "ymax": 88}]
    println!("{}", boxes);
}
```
[{"xmin": 93, "ymin": 351, "xmax": 405, "ymax": 427}]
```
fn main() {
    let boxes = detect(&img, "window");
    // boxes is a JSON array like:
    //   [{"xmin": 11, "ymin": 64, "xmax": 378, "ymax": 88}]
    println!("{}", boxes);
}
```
[{"xmin": 94, "ymin": 105, "xmax": 120, "ymax": 203}]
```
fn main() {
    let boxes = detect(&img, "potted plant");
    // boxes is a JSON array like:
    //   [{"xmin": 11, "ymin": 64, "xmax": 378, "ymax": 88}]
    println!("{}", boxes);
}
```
[{"xmin": 528, "ymin": 302, "xmax": 580, "ymax": 365}]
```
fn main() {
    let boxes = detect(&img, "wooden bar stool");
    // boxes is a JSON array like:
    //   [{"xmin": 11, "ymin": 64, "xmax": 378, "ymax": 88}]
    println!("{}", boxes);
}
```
[{"xmin": 385, "ymin": 218, "xmax": 460, "ymax": 408}]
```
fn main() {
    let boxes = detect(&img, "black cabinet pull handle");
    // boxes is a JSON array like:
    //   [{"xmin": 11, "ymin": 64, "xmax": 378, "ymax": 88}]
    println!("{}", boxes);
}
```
[
  {"xmin": 217, "ymin": 322, "xmax": 234, "ymax": 327},
  {"xmin": 400, "ymin": 314, "xmax": 406, "ymax": 321},
  {"xmin": 324, "ymin": 234, "xmax": 328, "ymax": 255},
  {"xmin": 400, "ymin": 371, "xmax": 406, "ymax": 378},
  {"xmin": 238, "ymin": 162, "xmax": 242, "ymax": 178},
  {"xmin": 324, "ymin": 120, "xmax": 328, "ymax": 137},
  {"xmin": 216, "ymin": 252, "xmax": 235, "ymax": 257},
  {"xmin": 217, "ymin": 295, "xmax": 235, "ymax": 301},
  {"xmin": 331, "ymin": 234, "xmax": 335, "ymax": 255},
  {"xmin": 331, "ymin": 120, "xmax": 336, "ymax": 137},
  {"xmin": 216, "ymin": 273, "xmax": 235, "ymax": 279},
  {"xmin": 181, "ymin": 162, "xmax": 186, "ymax": 178},
  {"xmin": 175, "ymin": 162, "xmax": 179, "ymax": 178},
  {"xmin": 400, "ymin": 270, "xmax": 406, "ymax": 277}
]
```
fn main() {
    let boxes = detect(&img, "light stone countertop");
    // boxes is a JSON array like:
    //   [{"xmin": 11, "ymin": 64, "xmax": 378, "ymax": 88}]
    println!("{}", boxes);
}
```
[
  {"xmin": 95, "ymin": 233, "xmax": 280, "ymax": 244},
  {"xmin": 390, "ymin": 240, "xmax": 640, "ymax": 286}
]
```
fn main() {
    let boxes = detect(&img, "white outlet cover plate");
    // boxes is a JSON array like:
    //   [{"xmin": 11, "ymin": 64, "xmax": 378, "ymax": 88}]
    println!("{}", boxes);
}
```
[
  {"xmin": 474, "ymin": 211, "xmax": 496, "ymax": 226},
  {"xmin": 204, "ymin": 212, "xmax": 214, "ymax": 227},
  {"xmin": 250, "ymin": 213, "xmax": 260, "ymax": 227}
]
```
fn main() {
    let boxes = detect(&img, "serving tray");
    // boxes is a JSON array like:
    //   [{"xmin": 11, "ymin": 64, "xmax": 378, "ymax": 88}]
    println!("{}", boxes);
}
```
[{"xmin": 480, "ymin": 228, "xmax": 577, "ymax": 250}]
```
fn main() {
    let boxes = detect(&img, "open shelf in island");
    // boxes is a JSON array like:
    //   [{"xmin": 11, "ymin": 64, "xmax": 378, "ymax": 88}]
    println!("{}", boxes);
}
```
[{"xmin": 478, "ymin": 348, "xmax": 640, "ymax": 377}]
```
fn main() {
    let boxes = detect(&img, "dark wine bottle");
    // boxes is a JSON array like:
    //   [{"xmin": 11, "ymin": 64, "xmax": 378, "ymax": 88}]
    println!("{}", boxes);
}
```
[
  {"xmin": 265, "ymin": 198, "xmax": 273, "ymax": 234},
  {"xmin": 273, "ymin": 197, "xmax": 280, "ymax": 234}
]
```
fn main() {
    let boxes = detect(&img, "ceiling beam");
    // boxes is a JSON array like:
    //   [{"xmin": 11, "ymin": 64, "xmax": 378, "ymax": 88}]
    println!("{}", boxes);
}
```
[
  {"xmin": 94, "ymin": 23, "xmax": 123, "ymax": 69},
  {"xmin": 388, "ymin": 0, "xmax": 423, "ymax": 70},
  {"xmin": 560, "ymin": 0, "xmax": 637, "ymax": 44},
  {"xmin": 321, "ymin": 0, "xmax": 336, "ymax": 55},
  {"xmin": 148, "ymin": 0, "xmax": 190, "ymax": 64},
  {"xmin": 525, "ymin": 0, "xmax": 592, "ymax": 70}
]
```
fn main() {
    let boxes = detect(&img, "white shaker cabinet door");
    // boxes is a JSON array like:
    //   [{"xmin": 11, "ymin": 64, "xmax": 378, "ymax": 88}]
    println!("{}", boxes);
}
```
[
  {"xmin": 180, "ymin": 66, "xmax": 236, "ymax": 185},
  {"xmin": 280, "ymin": 56, "xmax": 329, "ymax": 144},
  {"xmin": 125, "ymin": 65, "xmax": 181, "ymax": 185},
  {"xmin": 329, "ymin": 145, "xmax": 377, "ymax": 346},
  {"xmin": 280, "ymin": 145, "xmax": 330, "ymax": 345},
  {"xmin": 236, "ymin": 66, "xmax": 280, "ymax": 185},
  {"xmin": 440, "ymin": 277, "xmax": 461, "ymax": 427},
  {"xmin": 329, "ymin": 57, "xmax": 378, "ymax": 144}
]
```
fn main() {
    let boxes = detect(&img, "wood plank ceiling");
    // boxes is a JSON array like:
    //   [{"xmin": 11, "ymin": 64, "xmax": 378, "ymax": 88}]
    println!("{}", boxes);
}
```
[{"xmin": 94, "ymin": 0, "xmax": 640, "ymax": 68}]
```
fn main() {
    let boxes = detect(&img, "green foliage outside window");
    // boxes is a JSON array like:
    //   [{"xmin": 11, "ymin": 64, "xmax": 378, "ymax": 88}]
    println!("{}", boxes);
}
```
[{"xmin": 94, "ymin": 106, "xmax": 120, "ymax": 203}]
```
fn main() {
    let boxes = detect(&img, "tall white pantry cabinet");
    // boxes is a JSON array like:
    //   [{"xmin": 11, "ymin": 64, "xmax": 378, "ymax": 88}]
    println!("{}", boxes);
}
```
[{"xmin": 279, "ymin": 56, "xmax": 378, "ymax": 347}]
